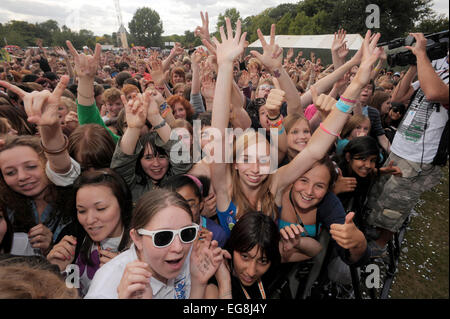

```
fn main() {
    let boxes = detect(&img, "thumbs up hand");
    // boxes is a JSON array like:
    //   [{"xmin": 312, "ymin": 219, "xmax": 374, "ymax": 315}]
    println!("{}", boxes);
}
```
[
  {"xmin": 379, "ymin": 160, "xmax": 402, "ymax": 176},
  {"xmin": 330, "ymin": 212, "xmax": 366, "ymax": 250}
]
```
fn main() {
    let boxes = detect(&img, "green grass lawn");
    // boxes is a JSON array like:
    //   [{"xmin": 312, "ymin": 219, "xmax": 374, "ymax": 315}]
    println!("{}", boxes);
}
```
[{"xmin": 389, "ymin": 165, "xmax": 449, "ymax": 298}]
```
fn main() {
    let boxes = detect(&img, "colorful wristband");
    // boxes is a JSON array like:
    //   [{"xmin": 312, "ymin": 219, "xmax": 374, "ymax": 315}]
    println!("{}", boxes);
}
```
[
  {"xmin": 336, "ymin": 99, "xmax": 353, "ymax": 113},
  {"xmin": 269, "ymin": 118, "xmax": 283, "ymax": 128},
  {"xmin": 319, "ymin": 122, "xmax": 340, "ymax": 138},
  {"xmin": 340, "ymin": 96, "xmax": 356, "ymax": 104}
]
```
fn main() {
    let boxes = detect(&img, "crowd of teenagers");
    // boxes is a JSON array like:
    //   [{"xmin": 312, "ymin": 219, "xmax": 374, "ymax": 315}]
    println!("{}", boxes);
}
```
[{"xmin": 0, "ymin": 11, "xmax": 448, "ymax": 299}]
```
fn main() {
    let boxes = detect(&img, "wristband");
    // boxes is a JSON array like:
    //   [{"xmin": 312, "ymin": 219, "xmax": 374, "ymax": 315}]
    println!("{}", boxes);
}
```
[
  {"xmin": 160, "ymin": 102, "xmax": 170, "ymax": 117},
  {"xmin": 319, "ymin": 122, "xmax": 340, "ymax": 138},
  {"xmin": 152, "ymin": 118, "xmax": 166, "ymax": 130},
  {"xmin": 340, "ymin": 96, "xmax": 356, "ymax": 104},
  {"xmin": 269, "ymin": 117, "xmax": 283, "ymax": 128},
  {"xmin": 267, "ymin": 113, "xmax": 281, "ymax": 121},
  {"xmin": 40, "ymin": 134, "xmax": 69, "ymax": 155},
  {"xmin": 336, "ymin": 99, "xmax": 353, "ymax": 113}
]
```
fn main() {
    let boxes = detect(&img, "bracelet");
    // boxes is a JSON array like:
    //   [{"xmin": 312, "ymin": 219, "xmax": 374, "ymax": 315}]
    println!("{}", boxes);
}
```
[
  {"xmin": 277, "ymin": 125, "xmax": 285, "ymax": 135},
  {"xmin": 152, "ymin": 118, "xmax": 166, "ymax": 130},
  {"xmin": 40, "ymin": 134, "xmax": 69, "ymax": 155},
  {"xmin": 340, "ymin": 96, "xmax": 356, "ymax": 104},
  {"xmin": 267, "ymin": 113, "xmax": 281, "ymax": 121},
  {"xmin": 335, "ymin": 99, "xmax": 353, "ymax": 113},
  {"xmin": 77, "ymin": 90, "xmax": 95, "ymax": 99},
  {"xmin": 269, "ymin": 117, "xmax": 283, "ymax": 128},
  {"xmin": 160, "ymin": 102, "xmax": 171, "ymax": 117},
  {"xmin": 319, "ymin": 122, "xmax": 340, "ymax": 138}
]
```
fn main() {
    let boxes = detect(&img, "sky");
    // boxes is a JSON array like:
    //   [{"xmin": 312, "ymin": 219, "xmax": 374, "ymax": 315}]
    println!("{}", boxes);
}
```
[{"xmin": 0, "ymin": 0, "xmax": 448, "ymax": 37}]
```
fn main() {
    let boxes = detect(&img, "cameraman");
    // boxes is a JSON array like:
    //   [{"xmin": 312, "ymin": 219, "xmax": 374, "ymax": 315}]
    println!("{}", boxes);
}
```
[{"xmin": 366, "ymin": 32, "xmax": 449, "ymax": 257}]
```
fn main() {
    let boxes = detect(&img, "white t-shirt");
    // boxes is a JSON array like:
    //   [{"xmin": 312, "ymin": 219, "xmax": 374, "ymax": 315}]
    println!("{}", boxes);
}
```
[
  {"xmin": 391, "ymin": 69, "xmax": 449, "ymax": 163},
  {"xmin": 84, "ymin": 244, "xmax": 191, "ymax": 299}
]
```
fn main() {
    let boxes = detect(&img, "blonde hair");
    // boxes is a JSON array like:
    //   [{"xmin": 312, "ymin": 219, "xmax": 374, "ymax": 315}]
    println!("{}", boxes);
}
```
[
  {"xmin": 60, "ymin": 96, "xmax": 77, "ymax": 113},
  {"xmin": 232, "ymin": 131, "xmax": 278, "ymax": 221}
]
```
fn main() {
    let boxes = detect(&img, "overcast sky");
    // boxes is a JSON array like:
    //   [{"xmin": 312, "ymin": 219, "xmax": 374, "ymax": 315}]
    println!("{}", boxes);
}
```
[{"xmin": 0, "ymin": 0, "xmax": 448, "ymax": 36}]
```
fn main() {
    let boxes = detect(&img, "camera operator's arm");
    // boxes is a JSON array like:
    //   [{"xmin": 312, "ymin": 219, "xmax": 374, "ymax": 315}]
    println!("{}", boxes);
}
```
[
  {"xmin": 406, "ymin": 33, "xmax": 449, "ymax": 106},
  {"xmin": 391, "ymin": 64, "xmax": 417, "ymax": 104}
]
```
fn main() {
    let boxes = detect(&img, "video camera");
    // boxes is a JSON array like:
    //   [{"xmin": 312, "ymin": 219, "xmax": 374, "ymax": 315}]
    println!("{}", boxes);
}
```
[{"xmin": 378, "ymin": 30, "xmax": 449, "ymax": 67}]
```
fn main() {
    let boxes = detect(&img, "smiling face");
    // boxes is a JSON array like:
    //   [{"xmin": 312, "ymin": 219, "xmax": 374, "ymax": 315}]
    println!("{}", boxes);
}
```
[
  {"xmin": 235, "ymin": 139, "xmax": 271, "ymax": 189},
  {"xmin": 76, "ymin": 185, "xmax": 123, "ymax": 242},
  {"xmin": 349, "ymin": 118, "xmax": 371, "ymax": 140},
  {"xmin": 176, "ymin": 185, "xmax": 201, "ymax": 224},
  {"xmin": 140, "ymin": 143, "xmax": 170, "ymax": 182},
  {"xmin": 287, "ymin": 118, "xmax": 311, "ymax": 155},
  {"xmin": 346, "ymin": 153, "xmax": 377, "ymax": 178},
  {"xmin": 133, "ymin": 205, "xmax": 193, "ymax": 283},
  {"xmin": 173, "ymin": 102, "xmax": 187, "ymax": 120},
  {"xmin": 291, "ymin": 164, "xmax": 330, "ymax": 211},
  {"xmin": 0, "ymin": 146, "xmax": 49, "ymax": 198},
  {"xmin": 106, "ymin": 98, "xmax": 123, "ymax": 119},
  {"xmin": 233, "ymin": 245, "xmax": 271, "ymax": 287}
]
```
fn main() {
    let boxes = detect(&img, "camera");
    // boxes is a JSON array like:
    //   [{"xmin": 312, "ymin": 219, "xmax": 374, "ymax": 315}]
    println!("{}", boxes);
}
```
[{"xmin": 378, "ymin": 30, "xmax": 449, "ymax": 67}]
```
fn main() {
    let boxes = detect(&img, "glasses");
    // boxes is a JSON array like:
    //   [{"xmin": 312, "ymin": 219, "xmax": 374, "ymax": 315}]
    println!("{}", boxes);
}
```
[
  {"xmin": 391, "ymin": 108, "xmax": 403, "ymax": 114},
  {"xmin": 137, "ymin": 224, "xmax": 199, "ymax": 248}
]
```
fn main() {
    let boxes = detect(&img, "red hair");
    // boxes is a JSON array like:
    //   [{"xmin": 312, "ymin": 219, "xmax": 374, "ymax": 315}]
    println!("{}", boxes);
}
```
[{"xmin": 166, "ymin": 95, "xmax": 194, "ymax": 121}]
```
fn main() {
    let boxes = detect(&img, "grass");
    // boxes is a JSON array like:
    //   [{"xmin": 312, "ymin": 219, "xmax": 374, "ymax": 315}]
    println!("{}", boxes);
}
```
[{"xmin": 389, "ymin": 165, "xmax": 449, "ymax": 299}]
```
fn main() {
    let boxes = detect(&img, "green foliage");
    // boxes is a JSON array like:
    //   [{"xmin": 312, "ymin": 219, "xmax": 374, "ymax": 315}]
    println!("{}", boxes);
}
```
[
  {"xmin": 413, "ymin": 14, "xmax": 449, "ymax": 34},
  {"xmin": 128, "ymin": 7, "xmax": 163, "ymax": 48},
  {"xmin": 217, "ymin": 8, "xmax": 241, "ymax": 34}
]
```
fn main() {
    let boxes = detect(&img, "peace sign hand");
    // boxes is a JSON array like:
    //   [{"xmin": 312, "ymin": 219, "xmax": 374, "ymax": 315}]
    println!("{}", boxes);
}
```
[
  {"xmin": 0, "ymin": 75, "xmax": 69, "ymax": 127},
  {"xmin": 250, "ymin": 24, "xmax": 283, "ymax": 72},
  {"xmin": 66, "ymin": 40, "xmax": 101, "ymax": 79}
]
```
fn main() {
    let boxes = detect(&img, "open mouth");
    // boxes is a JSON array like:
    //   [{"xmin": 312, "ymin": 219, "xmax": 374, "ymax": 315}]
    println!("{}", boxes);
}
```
[
  {"xmin": 19, "ymin": 181, "xmax": 37, "ymax": 191},
  {"xmin": 165, "ymin": 257, "xmax": 184, "ymax": 270},
  {"xmin": 300, "ymin": 193, "xmax": 313, "ymax": 202}
]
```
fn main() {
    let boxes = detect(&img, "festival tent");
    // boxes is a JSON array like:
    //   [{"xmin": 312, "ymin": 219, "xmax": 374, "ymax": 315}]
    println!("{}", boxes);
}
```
[{"xmin": 248, "ymin": 34, "xmax": 364, "ymax": 51}]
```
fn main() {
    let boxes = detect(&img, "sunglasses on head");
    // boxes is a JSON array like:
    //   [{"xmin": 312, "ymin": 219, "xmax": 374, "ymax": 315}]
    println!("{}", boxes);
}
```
[{"xmin": 137, "ymin": 224, "xmax": 199, "ymax": 248}]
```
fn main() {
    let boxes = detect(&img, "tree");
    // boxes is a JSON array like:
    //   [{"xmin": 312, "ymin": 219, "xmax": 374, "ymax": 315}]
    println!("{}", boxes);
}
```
[
  {"xmin": 413, "ymin": 14, "xmax": 449, "ymax": 34},
  {"xmin": 128, "ymin": 7, "xmax": 163, "ymax": 48},
  {"xmin": 217, "ymin": 8, "xmax": 241, "ymax": 35}
]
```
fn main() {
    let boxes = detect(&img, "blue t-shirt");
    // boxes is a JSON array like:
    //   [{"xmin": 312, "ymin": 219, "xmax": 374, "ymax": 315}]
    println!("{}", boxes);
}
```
[{"xmin": 201, "ymin": 216, "xmax": 228, "ymax": 248}]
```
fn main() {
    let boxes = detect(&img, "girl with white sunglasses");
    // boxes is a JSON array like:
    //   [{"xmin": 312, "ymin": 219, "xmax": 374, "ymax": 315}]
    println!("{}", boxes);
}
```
[{"xmin": 85, "ymin": 188, "xmax": 228, "ymax": 299}]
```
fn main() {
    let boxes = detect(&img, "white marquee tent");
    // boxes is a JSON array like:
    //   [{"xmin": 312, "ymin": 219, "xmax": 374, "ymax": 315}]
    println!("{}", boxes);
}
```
[{"xmin": 248, "ymin": 34, "xmax": 364, "ymax": 51}]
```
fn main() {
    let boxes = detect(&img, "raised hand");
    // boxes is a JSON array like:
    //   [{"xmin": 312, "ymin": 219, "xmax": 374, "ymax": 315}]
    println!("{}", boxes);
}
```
[
  {"xmin": 149, "ymin": 59, "xmax": 165, "ymax": 86},
  {"xmin": 310, "ymin": 85, "xmax": 336, "ymax": 119},
  {"xmin": 329, "ymin": 212, "xmax": 366, "ymax": 250},
  {"xmin": 47, "ymin": 235, "xmax": 77, "ymax": 271},
  {"xmin": 171, "ymin": 42, "xmax": 185, "ymax": 57},
  {"xmin": 264, "ymin": 88, "xmax": 285, "ymax": 118},
  {"xmin": 237, "ymin": 70, "xmax": 250, "ymax": 88},
  {"xmin": 117, "ymin": 260, "xmax": 153, "ymax": 299},
  {"xmin": 28, "ymin": 223, "xmax": 53, "ymax": 254},
  {"xmin": 121, "ymin": 93, "xmax": 147, "ymax": 129},
  {"xmin": 0, "ymin": 75, "xmax": 69, "ymax": 127},
  {"xmin": 250, "ymin": 24, "xmax": 283, "ymax": 71},
  {"xmin": 66, "ymin": 40, "xmax": 101, "ymax": 79},
  {"xmin": 280, "ymin": 224, "xmax": 305, "ymax": 252},
  {"xmin": 208, "ymin": 18, "xmax": 247, "ymax": 66},
  {"xmin": 54, "ymin": 46, "xmax": 68, "ymax": 58},
  {"xmin": 286, "ymin": 48, "xmax": 294, "ymax": 62},
  {"xmin": 195, "ymin": 11, "xmax": 210, "ymax": 42},
  {"xmin": 405, "ymin": 33, "xmax": 428, "ymax": 56},
  {"xmin": 332, "ymin": 29, "xmax": 347, "ymax": 54},
  {"xmin": 190, "ymin": 231, "xmax": 226, "ymax": 285},
  {"xmin": 355, "ymin": 30, "xmax": 383, "ymax": 85}
]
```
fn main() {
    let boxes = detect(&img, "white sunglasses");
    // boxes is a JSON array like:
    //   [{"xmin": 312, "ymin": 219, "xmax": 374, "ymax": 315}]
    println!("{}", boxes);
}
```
[{"xmin": 137, "ymin": 224, "xmax": 199, "ymax": 248}]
